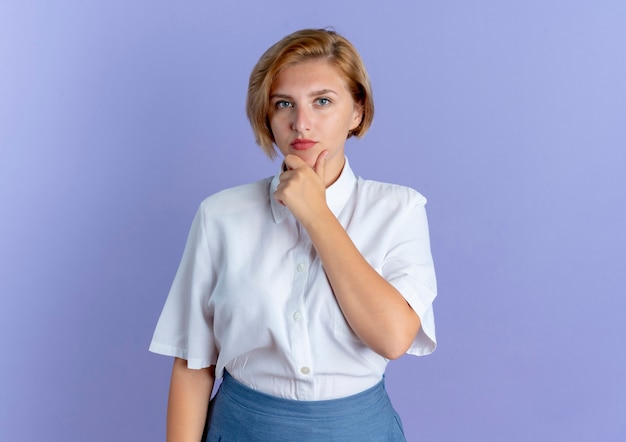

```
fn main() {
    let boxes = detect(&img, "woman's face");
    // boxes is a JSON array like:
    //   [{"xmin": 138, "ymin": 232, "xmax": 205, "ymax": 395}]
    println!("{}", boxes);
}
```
[{"xmin": 268, "ymin": 59, "xmax": 362, "ymax": 184}]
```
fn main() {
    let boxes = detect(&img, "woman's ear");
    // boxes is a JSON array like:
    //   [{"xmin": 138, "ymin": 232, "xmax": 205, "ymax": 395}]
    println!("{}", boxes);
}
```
[{"xmin": 350, "ymin": 102, "xmax": 364, "ymax": 132}]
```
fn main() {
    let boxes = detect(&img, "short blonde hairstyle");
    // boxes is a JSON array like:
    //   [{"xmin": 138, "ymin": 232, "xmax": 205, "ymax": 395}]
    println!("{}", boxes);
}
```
[{"xmin": 246, "ymin": 28, "xmax": 375, "ymax": 159}]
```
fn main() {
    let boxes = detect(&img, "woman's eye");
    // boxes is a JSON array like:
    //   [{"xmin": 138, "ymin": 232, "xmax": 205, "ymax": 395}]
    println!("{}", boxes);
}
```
[
  {"xmin": 316, "ymin": 98, "xmax": 330, "ymax": 106},
  {"xmin": 275, "ymin": 100, "xmax": 292, "ymax": 109}
]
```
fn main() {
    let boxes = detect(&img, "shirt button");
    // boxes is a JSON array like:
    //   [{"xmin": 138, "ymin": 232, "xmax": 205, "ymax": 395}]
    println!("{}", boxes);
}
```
[
  {"xmin": 296, "ymin": 263, "xmax": 306, "ymax": 272},
  {"xmin": 293, "ymin": 311, "xmax": 302, "ymax": 321},
  {"xmin": 300, "ymin": 366, "xmax": 311, "ymax": 375}
]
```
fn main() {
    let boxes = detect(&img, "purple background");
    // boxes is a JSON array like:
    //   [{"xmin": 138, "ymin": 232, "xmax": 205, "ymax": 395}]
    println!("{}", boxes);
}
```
[{"xmin": 1, "ymin": 1, "xmax": 625, "ymax": 441}]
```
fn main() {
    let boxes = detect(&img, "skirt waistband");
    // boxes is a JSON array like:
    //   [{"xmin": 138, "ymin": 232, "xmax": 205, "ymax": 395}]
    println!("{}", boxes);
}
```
[{"xmin": 219, "ymin": 371, "xmax": 388, "ymax": 420}]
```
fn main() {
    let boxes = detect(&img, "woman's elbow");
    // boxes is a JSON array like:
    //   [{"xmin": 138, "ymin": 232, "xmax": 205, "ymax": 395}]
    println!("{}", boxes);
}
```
[{"xmin": 377, "ymin": 324, "xmax": 421, "ymax": 360}]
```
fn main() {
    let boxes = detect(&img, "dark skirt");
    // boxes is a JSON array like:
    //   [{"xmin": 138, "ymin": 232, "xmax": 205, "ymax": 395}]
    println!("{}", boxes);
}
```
[{"xmin": 203, "ymin": 371, "xmax": 406, "ymax": 441}]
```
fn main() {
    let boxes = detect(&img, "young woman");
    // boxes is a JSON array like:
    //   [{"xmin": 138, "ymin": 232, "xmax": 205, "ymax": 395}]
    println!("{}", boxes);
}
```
[{"xmin": 150, "ymin": 28, "xmax": 437, "ymax": 441}]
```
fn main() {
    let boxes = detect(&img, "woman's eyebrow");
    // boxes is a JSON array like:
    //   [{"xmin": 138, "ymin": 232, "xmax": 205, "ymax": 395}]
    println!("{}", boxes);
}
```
[
  {"xmin": 270, "ymin": 89, "xmax": 339, "ymax": 100},
  {"xmin": 309, "ymin": 88, "xmax": 338, "ymax": 96},
  {"xmin": 269, "ymin": 93, "xmax": 292, "ymax": 100}
]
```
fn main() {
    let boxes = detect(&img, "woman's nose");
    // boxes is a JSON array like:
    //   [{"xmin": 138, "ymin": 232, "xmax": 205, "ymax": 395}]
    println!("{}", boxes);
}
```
[{"xmin": 291, "ymin": 106, "xmax": 311, "ymax": 132}]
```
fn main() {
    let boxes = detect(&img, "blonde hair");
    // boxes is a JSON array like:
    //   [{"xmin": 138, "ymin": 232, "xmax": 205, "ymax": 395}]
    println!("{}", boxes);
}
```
[{"xmin": 246, "ymin": 28, "xmax": 374, "ymax": 159}]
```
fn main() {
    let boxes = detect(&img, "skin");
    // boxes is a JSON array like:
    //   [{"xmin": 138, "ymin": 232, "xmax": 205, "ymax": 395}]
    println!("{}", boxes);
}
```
[
  {"xmin": 166, "ymin": 358, "xmax": 214, "ymax": 441},
  {"xmin": 166, "ymin": 58, "xmax": 421, "ymax": 441}
]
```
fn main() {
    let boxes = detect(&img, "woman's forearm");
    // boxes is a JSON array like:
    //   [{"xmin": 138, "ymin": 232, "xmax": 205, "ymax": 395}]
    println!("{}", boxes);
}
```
[
  {"xmin": 303, "ymin": 209, "xmax": 421, "ymax": 360},
  {"xmin": 166, "ymin": 358, "xmax": 215, "ymax": 442}
]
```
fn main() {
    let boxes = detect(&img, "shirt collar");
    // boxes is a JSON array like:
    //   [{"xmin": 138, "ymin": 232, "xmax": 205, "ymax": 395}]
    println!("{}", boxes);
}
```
[{"xmin": 270, "ymin": 157, "xmax": 357, "ymax": 223}]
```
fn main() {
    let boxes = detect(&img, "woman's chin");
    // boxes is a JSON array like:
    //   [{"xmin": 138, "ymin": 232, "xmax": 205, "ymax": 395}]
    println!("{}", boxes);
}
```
[{"xmin": 287, "ymin": 150, "xmax": 319, "ymax": 168}]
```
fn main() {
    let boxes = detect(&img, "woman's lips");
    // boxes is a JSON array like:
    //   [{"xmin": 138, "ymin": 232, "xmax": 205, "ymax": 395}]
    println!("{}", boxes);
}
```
[{"xmin": 290, "ymin": 139, "xmax": 317, "ymax": 150}]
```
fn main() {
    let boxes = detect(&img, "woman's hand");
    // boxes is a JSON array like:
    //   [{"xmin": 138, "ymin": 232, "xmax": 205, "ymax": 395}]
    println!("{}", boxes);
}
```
[{"xmin": 274, "ymin": 151, "xmax": 330, "ymax": 226}]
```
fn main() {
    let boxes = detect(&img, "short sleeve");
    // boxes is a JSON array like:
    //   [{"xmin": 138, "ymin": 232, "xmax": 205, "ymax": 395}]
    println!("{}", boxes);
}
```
[
  {"xmin": 149, "ymin": 205, "xmax": 218, "ymax": 369},
  {"xmin": 383, "ymin": 194, "xmax": 437, "ymax": 356}
]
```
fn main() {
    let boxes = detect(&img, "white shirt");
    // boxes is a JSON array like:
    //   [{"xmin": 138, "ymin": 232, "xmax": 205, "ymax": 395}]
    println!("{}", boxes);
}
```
[{"xmin": 149, "ymin": 158, "xmax": 437, "ymax": 400}]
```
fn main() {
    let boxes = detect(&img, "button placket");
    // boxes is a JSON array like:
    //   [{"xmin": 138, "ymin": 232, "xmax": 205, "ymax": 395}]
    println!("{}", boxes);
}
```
[{"xmin": 288, "ymin": 228, "xmax": 315, "ymax": 397}]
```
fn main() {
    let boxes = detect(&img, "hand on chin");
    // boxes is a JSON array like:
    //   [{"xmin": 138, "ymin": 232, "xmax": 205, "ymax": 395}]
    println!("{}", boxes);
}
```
[{"xmin": 287, "ymin": 149, "xmax": 319, "ymax": 169}]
